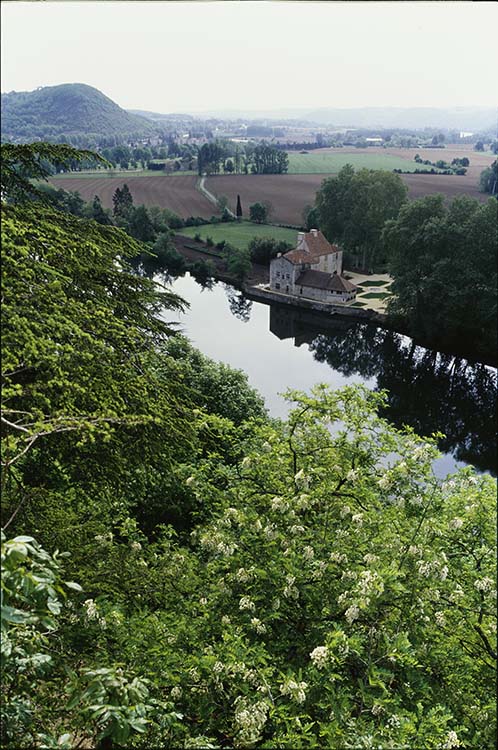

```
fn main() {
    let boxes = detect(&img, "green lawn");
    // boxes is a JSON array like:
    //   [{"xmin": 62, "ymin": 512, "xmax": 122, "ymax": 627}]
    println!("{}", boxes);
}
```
[
  {"xmin": 357, "ymin": 291, "xmax": 392, "ymax": 300},
  {"xmin": 179, "ymin": 221, "xmax": 298, "ymax": 250},
  {"xmin": 357, "ymin": 279, "xmax": 391, "ymax": 287},
  {"xmin": 286, "ymin": 151, "xmax": 438, "ymax": 174}
]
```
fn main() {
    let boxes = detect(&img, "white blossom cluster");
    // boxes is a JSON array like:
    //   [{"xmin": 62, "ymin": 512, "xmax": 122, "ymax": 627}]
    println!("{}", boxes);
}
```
[
  {"xmin": 280, "ymin": 677, "xmax": 308, "ymax": 704},
  {"xmin": 234, "ymin": 697, "xmax": 269, "ymax": 747},
  {"xmin": 296, "ymin": 493, "xmax": 311, "ymax": 511},
  {"xmin": 377, "ymin": 472, "xmax": 393, "ymax": 490},
  {"xmin": 310, "ymin": 645, "xmax": 329, "ymax": 669},
  {"xmin": 83, "ymin": 598, "xmax": 107, "ymax": 629},
  {"xmin": 311, "ymin": 560, "xmax": 327, "ymax": 581},
  {"xmin": 283, "ymin": 574, "xmax": 299, "ymax": 600},
  {"xmin": 363, "ymin": 553, "xmax": 379, "ymax": 565},
  {"xmin": 441, "ymin": 730, "xmax": 461, "ymax": 748},
  {"xmin": 250, "ymin": 617, "xmax": 267, "ymax": 634},
  {"xmin": 448, "ymin": 517, "xmax": 464, "ymax": 530},
  {"xmin": 302, "ymin": 545, "xmax": 315, "ymax": 561},
  {"xmin": 345, "ymin": 604, "xmax": 360, "ymax": 624},
  {"xmin": 357, "ymin": 570, "xmax": 384, "ymax": 598},
  {"xmin": 239, "ymin": 596, "xmax": 256, "ymax": 612},
  {"xmin": 435, "ymin": 611, "xmax": 446, "ymax": 627},
  {"xmin": 330, "ymin": 551, "xmax": 347, "ymax": 564},
  {"xmin": 294, "ymin": 469, "xmax": 309, "ymax": 490},
  {"xmin": 416, "ymin": 556, "xmax": 448, "ymax": 580},
  {"xmin": 234, "ymin": 566, "xmax": 256, "ymax": 584},
  {"xmin": 289, "ymin": 524, "xmax": 306, "ymax": 536},
  {"xmin": 94, "ymin": 532, "xmax": 113, "ymax": 546},
  {"xmin": 199, "ymin": 531, "xmax": 237, "ymax": 557},
  {"xmin": 346, "ymin": 469, "xmax": 358, "ymax": 483},
  {"xmin": 264, "ymin": 523, "xmax": 278, "ymax": 540},
  {"xmin": 474, "ymin": 576, "xmax": 494, "ymax": 592},
  {"xmin": 270, "ymin": 496, "xmax": 289, "ymax": 513}
]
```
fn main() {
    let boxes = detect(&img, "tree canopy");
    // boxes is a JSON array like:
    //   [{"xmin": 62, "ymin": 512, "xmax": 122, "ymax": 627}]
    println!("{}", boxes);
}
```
[
  {"xmin": 383, "ymin": 194, "xmax": 497, "ymax": 362},
  {"xmin": 315, "ymin": 165, "xmax": 408, "ymax": 270},
  {"xmin": 1, "ymin": 143, "xmax": 495, "ymax": 749}
]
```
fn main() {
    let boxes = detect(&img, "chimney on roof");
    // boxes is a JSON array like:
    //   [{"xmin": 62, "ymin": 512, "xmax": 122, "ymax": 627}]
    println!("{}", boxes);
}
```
[{"xmin": 310, "ymin": 228, "xmax": 318, "ymax": 237}]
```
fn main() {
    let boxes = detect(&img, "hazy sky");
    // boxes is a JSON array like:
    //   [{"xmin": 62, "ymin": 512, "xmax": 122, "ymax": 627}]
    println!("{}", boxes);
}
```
[{"xmin": 2, "ymin": 1, "xmax": 497, "ymax": 113}]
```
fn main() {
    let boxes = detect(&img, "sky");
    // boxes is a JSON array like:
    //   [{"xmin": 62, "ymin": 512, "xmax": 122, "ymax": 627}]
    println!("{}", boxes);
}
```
[{"xmin": 2, "ymin": 1, "xmax": 497, "ymax": 114}]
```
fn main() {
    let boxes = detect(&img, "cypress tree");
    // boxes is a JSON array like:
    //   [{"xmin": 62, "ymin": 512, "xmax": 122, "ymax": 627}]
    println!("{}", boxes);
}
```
[{"xmin": 236, "ymin": 194, "xmax": 243, "ymax": 220}]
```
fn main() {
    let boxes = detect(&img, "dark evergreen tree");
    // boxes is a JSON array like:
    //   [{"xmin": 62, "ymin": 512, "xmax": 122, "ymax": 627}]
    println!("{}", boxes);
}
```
[
  {"xmin": 112, "ymin": 183, "xmax": 134, "ymax": 218},
  {"xmin": 91, "ymin": 195, "xmax": 112, "ymax": 225},
  {"xmin": 236, "ymin": 194, "xmax": 243, "ymax": 220},
  {"xmin": 128, "ymin": 205, "xmax": 156, "ymax": 243}
]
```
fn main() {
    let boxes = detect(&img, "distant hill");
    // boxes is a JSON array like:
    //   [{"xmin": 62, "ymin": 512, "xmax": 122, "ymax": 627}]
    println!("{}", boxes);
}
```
[
  {"xmin": 191, "ymin": 106, "xmax": 497, "ymax": 132},
  {"xmin": 302, "ymin": 106, "xmax": 498, "ymax": 131},
  {"xmin": 1, "ymin": 83, "xmax": 156, "ymax": 144},
  {"xmin": 129, "ymin": 109, "xmax": 195, "ymax": 122}
]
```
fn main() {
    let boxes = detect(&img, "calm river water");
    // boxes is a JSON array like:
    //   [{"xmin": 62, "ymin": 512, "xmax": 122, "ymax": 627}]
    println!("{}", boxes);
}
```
[{"xmin": 162, "ymin": 273, "xmax": 496, "ymax": 479}]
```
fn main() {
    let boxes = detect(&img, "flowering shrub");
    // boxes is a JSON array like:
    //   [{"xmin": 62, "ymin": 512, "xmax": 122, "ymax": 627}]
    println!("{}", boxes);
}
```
[{"xmin": 2, "ymin": 385, "xmax": 496, "ymax": 747}]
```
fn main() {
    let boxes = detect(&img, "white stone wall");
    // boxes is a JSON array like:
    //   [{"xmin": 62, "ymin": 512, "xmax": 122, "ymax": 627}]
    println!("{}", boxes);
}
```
[
  {"xmin": 311, "ymin": 250, "xmax": 343, "ymax": 276},
  {"xmin": 296, "ymin": 284, "xmax": 355, "ymax": 304},
  {"xmin": 269, "ymin": 257, "xmax": 296, "ymax": 292}
]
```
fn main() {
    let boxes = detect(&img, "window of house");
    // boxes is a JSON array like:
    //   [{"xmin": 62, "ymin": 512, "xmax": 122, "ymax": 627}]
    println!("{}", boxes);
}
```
[
  {"xmin": 285, "ymin": 285, "xmax": 289, "ymax": 292},
  {"xmin": 275, "ymin": 283, "xmax": 280, "ymax": 289},
  {"xmin": 286, "ymin": 274, "xmax": 290, "ymax": 279},
  {"xmin": 276, "ymin": 271, "xmax": 280, "ymax": 278}
]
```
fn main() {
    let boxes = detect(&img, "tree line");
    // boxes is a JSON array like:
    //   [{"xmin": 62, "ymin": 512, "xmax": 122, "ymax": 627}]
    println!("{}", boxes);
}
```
[{"xmin": 311, "ymin": 164, "xmax": 497, "ymax": 362}]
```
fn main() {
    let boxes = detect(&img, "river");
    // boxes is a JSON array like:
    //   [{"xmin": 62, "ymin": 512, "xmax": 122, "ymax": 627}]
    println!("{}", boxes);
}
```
[{"xmin": 161, "ymin": 272, "xmax": 496, "ymax": 479}]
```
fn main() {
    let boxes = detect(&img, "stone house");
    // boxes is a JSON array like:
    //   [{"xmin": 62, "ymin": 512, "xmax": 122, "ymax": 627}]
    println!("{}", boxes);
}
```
[{"xmin": 269, "ymin": 229, "xmax": 358, "ymax": 304}]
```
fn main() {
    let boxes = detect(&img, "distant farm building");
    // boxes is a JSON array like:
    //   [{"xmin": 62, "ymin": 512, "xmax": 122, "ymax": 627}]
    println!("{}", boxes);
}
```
[{"xmin": 269, "ymin": 230, "xmax": 358, "ymax": 304}]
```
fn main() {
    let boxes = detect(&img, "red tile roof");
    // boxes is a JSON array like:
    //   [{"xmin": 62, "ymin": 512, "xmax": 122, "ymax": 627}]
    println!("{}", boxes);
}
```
[
  {"xmin": 284, "ymin": 231, "xmax": 341, "ymax": 265},
  {"xmin": 295, "ymin": 270, "xmax": 358, "ymax": 293}
]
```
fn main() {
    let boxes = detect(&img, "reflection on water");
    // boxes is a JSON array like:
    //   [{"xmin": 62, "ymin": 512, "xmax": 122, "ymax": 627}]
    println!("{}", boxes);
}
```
[
  {"xmin": 164, "ymin": 273, "xmax": 496, "ymax": 477},
  {"xmin": 269, "ymin": 306, "xmax": 497, "ymax": 475}
]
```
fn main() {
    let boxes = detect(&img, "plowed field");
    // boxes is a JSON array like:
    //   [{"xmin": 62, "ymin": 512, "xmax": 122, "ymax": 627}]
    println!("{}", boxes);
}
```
[
  {"xmin": 206, "ymin": 166, "xmax": 491, "ymax": 227},
  {"xmin": 206, "ymin": 174, "xmax": 327, "ymax": 226},
  {"xmin": 48, "ymin": 175, "xmax": 214, "ymax": 218}
]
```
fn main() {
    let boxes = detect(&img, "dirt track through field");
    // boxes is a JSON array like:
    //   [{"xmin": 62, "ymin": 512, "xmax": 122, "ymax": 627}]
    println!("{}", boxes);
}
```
[
  {"xmin": 50, "ymin": 144, "xmax": 494, "ymax": 227},
  {"xmin": 48, "ymin": 175, "xmax": 214, "ymax": 218},
  {"xmin": 206, "ymin": 170, "xmax": 491, "ymax": 226}
]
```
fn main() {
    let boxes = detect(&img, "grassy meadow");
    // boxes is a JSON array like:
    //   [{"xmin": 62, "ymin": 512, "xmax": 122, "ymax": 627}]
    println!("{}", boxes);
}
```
[
  {"xmin": 286, "ymin": 150, "xmax": 436, "ymax": 174},
  {"xmin": 180, "ymin": 221, "xmax": 298, "ymax": 250}
]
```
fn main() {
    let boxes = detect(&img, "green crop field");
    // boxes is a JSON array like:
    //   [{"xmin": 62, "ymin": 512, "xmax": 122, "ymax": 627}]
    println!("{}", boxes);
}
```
[
  {"xmin": 286, "ymin": 151, "xmax": 436, "ymax": 174},
  {"xmin": 180, "ymin": 221, "xmax": 298, "ymax": 250}
]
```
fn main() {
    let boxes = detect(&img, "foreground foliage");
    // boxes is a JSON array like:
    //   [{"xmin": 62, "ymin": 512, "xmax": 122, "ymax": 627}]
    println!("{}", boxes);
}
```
[{"xmin": 1, "ymin": 145, "xmax": 496, "ymax": 749}]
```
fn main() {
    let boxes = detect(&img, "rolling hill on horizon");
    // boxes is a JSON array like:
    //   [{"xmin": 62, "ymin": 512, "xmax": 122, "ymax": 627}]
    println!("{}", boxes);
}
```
[{"xmin": 1, "ymin": 83, "xmax": 156, "ymax": 144}]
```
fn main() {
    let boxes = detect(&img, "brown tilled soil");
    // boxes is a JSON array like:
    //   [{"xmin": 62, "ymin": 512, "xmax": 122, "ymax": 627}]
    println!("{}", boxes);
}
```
[
  {"xmin": 206, "ymin": 145, "xmax": 493, "ymax": 225},
  {"xmin": 49, "ymin": 175, "xmax": 214, "ymax": 218},
  {"xmin": 205, "ymin": 174, "xmax": 328, "ymax": 226},
  {"xmin": 50, "ymin": 145, "xmax": 494, "ymax": 228}
]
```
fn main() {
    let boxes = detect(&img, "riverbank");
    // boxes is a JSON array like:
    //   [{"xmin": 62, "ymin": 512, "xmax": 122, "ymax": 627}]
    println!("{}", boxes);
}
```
[{"xmin": 172, "ymin": 235, "xmax": 496, "ymax": 367}]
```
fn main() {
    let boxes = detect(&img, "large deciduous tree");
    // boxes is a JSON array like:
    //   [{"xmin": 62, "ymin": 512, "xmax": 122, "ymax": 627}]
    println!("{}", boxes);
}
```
[
  {"xmin": 383, "ymin": 194, "xmax": 497, "ymax": 360},
  {"xmin": 249, "ymin": 202, "xmax": 268, "ymax": 224},
  {"xmin": 316, "ymin": 165, "xmax": 408, "ymax": 271}
]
